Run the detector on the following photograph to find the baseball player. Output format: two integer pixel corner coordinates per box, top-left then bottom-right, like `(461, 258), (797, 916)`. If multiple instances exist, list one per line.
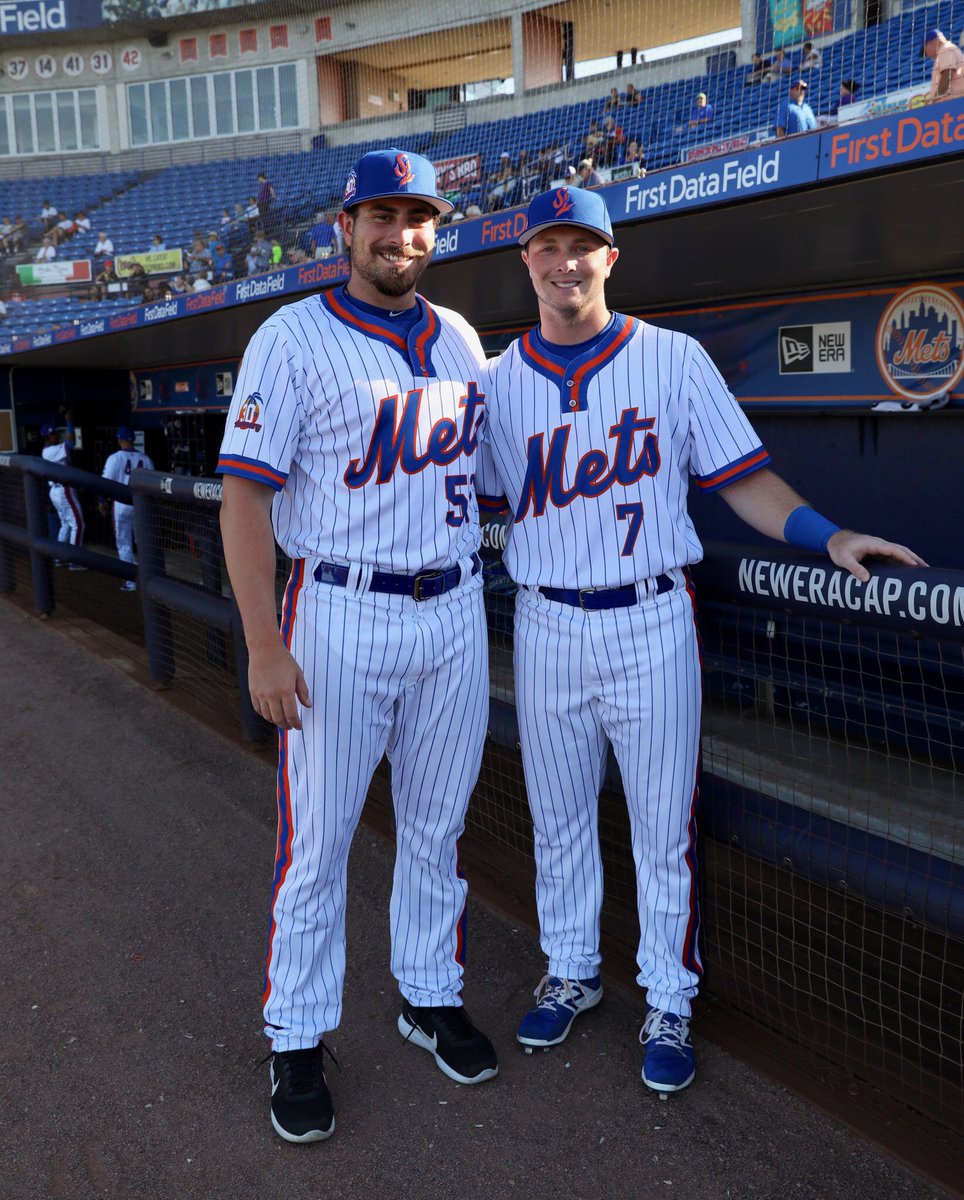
(100, 425), (154, 591)
(217, 148), (497, 1144)
(477, 186), (924, 1093)
(40, 412), (85, 566)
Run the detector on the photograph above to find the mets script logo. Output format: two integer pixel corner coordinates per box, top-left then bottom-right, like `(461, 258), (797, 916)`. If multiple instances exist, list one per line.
(875, 284), (964, 402)
(234, 392), (263, 432)
(552, 188), (575, 217)
(394, 153), (415, 187)
(344, 170), (357, 205)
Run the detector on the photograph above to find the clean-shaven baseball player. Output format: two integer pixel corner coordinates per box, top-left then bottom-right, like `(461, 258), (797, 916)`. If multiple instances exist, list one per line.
(41, 412), (85, 565)
(218, 149), (497, 1144)
(101, 425), (154, 591)
(477, 186), (925, 1093)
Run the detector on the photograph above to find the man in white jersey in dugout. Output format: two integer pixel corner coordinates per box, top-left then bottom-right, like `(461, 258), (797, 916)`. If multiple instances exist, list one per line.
(218, 149), (497, 1144)
(477, 185), (924, 1093)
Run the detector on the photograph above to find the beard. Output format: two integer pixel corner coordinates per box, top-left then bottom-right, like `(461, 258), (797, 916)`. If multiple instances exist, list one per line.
(349, 241), (432, 299)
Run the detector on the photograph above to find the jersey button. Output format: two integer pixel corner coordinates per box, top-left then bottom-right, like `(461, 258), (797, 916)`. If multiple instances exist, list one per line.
(568, 398), (577, 409)
(566, 379), (575, 387)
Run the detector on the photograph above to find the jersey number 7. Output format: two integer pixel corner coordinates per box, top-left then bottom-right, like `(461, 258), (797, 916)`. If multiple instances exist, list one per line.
(616, 502), (644, 555)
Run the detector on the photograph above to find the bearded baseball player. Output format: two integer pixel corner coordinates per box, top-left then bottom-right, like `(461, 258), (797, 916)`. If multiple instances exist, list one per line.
(101, 425), (154, 591)
(217, 148), (497, 1144)
(477, 186), (924, 1093)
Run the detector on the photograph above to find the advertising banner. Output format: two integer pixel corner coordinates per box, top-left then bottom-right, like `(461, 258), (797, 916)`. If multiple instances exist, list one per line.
(435, 153), (483, 194)
(16, 260), (92, 286)
(768, 0), (805, 49)
(0, 0), (100, 34)
(115, 249), (184, 278)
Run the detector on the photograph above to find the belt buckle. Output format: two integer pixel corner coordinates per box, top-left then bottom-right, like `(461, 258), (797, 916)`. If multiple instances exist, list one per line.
(413, 569), (443, 601)
(578, 588), (596, 610)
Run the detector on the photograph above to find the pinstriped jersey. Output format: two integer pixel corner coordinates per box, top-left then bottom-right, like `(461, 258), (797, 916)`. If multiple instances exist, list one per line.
(217, 287), (487, 571)
(477, 315), (770, 588)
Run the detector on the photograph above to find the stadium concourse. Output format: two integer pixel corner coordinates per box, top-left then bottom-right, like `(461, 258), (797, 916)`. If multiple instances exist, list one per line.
(0, 597), (957, 1200)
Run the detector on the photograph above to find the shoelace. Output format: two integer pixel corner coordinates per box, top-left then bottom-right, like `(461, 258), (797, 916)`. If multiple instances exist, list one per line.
(259, 1038), (340, 1094)
(533, 975), (583, 1009)
(639, 1010), (690, 1050)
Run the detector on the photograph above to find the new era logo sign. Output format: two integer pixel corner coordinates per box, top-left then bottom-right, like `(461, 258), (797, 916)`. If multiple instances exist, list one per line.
(779, 323), (852, 374)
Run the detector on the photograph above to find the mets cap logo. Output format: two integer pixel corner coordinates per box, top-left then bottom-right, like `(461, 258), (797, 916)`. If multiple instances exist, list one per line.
(875, 284), (964, 402)
(552, 188), (575, 217)
(234, 392), (263, 432)
(344, 169), (358, 205)
(394, 152), (415, 187)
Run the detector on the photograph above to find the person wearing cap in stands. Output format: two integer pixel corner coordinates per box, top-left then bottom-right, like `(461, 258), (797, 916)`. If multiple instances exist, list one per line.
(830, 78), (860, 115)
(474, 185), (923, 1097)
(776, 78), (817, 136)
(217, 146), (498, 1145)
(41, 411), (85, 563)
(922, 29), (964, 101)
(100, 426), (154, 590)
(688, 91), (714, 126)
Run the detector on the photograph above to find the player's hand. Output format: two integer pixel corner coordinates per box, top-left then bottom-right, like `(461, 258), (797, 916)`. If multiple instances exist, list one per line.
(827, 530), (928, 583)
(247, 642), (312, 731)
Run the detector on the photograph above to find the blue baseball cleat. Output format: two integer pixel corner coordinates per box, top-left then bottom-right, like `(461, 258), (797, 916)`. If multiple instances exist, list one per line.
(639, 1009), (696, 1093)
(516, 974), (603, 1050)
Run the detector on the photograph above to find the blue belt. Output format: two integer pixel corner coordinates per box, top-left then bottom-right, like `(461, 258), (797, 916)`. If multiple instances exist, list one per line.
(539, 573), (674, 610)
(314, 552), (480, 601)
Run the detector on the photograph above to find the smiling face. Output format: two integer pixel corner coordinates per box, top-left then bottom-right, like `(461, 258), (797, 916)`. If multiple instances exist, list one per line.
(340, 197), (438, 308)
(521, 226), (618, 341)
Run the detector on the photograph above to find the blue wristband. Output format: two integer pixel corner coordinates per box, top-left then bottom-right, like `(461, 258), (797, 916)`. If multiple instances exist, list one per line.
(783, 506), (841, 553)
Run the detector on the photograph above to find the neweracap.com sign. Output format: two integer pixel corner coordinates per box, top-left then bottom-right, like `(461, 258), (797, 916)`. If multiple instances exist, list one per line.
(0, 0), (101, 34)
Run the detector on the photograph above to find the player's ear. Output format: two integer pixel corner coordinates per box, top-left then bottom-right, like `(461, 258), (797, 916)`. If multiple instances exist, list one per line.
(521, 249), (530, 270)
(606, 246), (619, 270)
(338, 209), (353, 247)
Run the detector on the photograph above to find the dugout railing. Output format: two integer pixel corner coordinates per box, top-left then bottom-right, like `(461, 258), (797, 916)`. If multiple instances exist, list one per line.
(0, 463), (961, 1168)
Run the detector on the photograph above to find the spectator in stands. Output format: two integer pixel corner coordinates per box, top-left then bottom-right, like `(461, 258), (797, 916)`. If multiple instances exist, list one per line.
(52, 212), (76, 246)
(219, 206), (235, 230)
(603, 86), (622, 112)
(776, 79), (817, 137)
(764, 48), (791, 82)
(74, 211), (91, 236)
(35, 236), (56, 263)
(575, 158), (603, 188)
(286, 246), (309, 265)
(597, 115), (626, 166)
(688, 91), (714, 127)
(465, 203), (483, 219)
(91, 263), (118, 301)
(830, 79), (860, 115)
(211, 242), (234, 282)
(270, 236), (284, 268)
(0, 298), (6, 322)
(93, 231), (114, 259)
(487, 154), (517, 210)
(256, 171), (276, 227)
(149, 233), (166, 252)
(624, 139), (646, 171)
(922, 29), (964, 101)
(308, 210), (335, 257)
(169, 273), (191, 294)
(0, 216), (13, 254)
(10, 215), (27, 253)
(243, 196), (260, 227)
(581, 119), (605, 164)
(187, 237), (212, 279)
(191, 274), (211, 292)
(799, 41), (821, 70)
(140, 283), (157, 305)
(39, 199), (58, 232)
(745, 51), (770, 85)
(244, 229), (272, 276)
(624, 82), (641, 106)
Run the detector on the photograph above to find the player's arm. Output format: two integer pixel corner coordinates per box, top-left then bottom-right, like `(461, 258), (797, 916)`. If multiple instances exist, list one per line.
(220, 474), (310, 730)
(718, 466), (927, 582)
(935, 67), (953, 97)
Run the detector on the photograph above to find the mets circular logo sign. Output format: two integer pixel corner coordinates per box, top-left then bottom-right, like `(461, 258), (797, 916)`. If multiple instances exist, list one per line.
(875, 284), (964, 402)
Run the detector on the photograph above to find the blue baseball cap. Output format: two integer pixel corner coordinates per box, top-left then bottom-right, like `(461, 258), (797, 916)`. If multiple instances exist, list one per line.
(519, 186), (614, 247)
(41, 422), (56, 437)
(922, 28), (942, 53)
(342, 148), (453, 216)
(117, 425), (133, 441)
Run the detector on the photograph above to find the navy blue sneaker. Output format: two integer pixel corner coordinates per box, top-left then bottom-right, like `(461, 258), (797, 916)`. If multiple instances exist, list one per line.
(516, 974), (603, 1050)
(639, 1009), (695, 1093)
